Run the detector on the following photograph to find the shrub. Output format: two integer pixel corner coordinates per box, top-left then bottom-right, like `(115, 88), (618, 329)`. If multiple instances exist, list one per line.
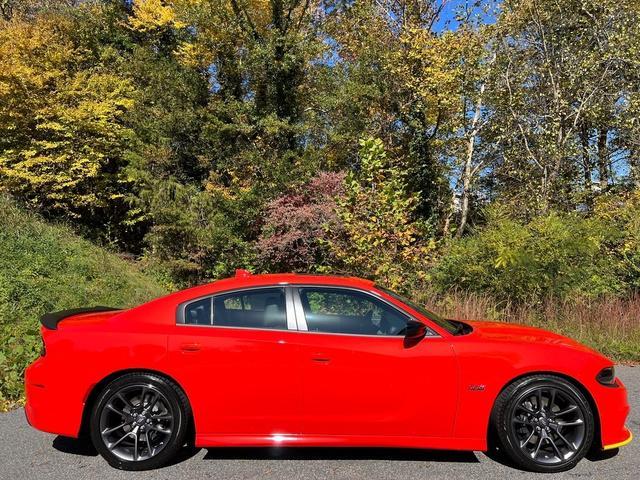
(329, 137), (437, 291)
(434, 207), (624, 302)
(256, 172), (345, 272)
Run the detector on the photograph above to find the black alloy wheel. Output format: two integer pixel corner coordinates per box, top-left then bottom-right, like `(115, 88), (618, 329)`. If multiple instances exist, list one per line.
(492, 375), (595, 472)
(90, 372), (190, 470)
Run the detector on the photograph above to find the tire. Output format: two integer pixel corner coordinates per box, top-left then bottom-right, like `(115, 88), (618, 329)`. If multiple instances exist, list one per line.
(90, 372), (190, 470)
(492, 374), (595, 473)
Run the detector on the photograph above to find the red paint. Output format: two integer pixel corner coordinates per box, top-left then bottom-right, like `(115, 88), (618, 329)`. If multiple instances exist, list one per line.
(25, 273), (630, 452)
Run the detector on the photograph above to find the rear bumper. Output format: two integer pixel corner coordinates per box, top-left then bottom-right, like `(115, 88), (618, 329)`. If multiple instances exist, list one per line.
(24, 357), (83, 437)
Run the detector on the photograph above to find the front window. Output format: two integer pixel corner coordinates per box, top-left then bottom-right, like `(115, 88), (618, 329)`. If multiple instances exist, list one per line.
(298, 287), (409, 336)
(375, 286), (460, 335)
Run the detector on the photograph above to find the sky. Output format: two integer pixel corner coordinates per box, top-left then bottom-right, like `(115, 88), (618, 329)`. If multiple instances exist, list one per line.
(433, 0), (499, 32)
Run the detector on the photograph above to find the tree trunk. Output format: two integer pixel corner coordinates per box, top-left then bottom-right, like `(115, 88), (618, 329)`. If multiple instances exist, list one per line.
(597, 128), (609, 190)
(456, 82), (486, 238)
(456, 138), (474, 238)
(580, 122), (591, 189)
(442, 188), (457, 238)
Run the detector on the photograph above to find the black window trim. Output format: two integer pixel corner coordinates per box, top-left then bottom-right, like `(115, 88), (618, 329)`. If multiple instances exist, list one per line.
(291, 285), (440, 338)
(176, 285), (296, 331)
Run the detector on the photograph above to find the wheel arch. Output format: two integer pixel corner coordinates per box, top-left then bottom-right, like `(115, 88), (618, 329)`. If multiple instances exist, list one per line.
(79, 368), (195, 441)
(488, 370), (601, 451)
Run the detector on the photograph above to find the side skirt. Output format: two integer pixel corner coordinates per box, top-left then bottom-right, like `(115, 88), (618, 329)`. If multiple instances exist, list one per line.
(196, 434), (486, 451)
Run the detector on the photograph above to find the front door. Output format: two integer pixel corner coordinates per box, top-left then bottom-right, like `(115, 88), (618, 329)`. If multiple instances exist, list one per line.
(292, 286), (458, 438)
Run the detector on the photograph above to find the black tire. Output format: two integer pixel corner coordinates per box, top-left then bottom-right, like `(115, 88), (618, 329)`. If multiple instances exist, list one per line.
(90, 372), (190, 470)
(492, 374), (595, 473)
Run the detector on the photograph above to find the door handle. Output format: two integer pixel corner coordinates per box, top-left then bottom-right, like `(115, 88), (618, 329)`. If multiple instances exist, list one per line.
(180, 343), (201, 352)
(312, 355), (331, 365)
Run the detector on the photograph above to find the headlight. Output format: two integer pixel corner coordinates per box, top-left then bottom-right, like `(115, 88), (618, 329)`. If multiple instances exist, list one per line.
(596, 366), (616, 386)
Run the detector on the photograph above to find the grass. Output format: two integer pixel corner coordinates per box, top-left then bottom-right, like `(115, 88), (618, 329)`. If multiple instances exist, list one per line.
(0, 196), (168, 410)
(419, 291), (640, 363)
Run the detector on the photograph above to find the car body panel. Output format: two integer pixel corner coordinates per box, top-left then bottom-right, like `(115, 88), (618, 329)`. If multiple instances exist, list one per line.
(24, 273), (631, 453)
(292, 331), (458, 437)
(165, 325), (303, 435)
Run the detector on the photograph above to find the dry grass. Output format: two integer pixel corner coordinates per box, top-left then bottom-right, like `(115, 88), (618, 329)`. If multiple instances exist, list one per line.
(416, 291), (640, 363)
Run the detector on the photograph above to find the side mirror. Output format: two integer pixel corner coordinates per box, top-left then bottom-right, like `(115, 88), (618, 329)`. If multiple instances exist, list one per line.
(404, 319), (427, 340)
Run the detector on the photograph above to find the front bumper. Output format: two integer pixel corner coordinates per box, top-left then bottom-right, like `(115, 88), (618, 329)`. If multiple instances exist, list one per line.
(603, 427), (633, 450)
(596, 377), (632, 450)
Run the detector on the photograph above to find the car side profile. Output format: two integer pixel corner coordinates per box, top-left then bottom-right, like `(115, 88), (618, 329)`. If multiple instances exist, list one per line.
(25, 271), (632, 472)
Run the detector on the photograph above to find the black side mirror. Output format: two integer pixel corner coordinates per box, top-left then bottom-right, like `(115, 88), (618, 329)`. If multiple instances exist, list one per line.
(404, 319), (427, 341)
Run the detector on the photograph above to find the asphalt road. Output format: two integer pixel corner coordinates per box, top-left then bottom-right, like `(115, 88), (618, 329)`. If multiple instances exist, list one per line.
(1, 366), (638, 480)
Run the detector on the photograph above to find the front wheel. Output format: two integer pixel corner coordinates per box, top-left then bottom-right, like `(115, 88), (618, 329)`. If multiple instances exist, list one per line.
(90, 372), (190, 470)
(492, 375), (595, 472)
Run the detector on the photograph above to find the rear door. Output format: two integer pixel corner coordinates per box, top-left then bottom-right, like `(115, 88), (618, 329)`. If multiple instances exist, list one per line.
(292, 286), (458, 438)
(166, 287), (302, 436)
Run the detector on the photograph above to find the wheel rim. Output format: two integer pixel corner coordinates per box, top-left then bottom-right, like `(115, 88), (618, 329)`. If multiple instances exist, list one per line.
(510, 386), (586, 465)
(99, 384), (175, 462)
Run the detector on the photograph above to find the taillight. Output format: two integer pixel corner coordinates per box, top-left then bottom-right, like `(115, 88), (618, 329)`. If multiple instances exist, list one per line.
(40, 336), (46, 356)
(596, 366), (616, 386)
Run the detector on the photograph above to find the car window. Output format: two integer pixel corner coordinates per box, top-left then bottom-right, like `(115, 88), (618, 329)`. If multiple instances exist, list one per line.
(182, 288), (288, 330)
(298, 287), (408, 336)
(212, 288), (287, 330)
(184, 297), (212, 325)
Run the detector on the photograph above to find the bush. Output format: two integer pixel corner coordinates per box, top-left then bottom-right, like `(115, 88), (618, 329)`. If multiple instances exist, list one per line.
(256, 172), (345, 272)
(329, 137), (437, 291)
(0, 196), (167, 409)
(434, 207), (625, 302)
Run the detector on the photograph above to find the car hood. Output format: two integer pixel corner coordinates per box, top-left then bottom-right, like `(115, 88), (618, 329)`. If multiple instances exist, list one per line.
(463, 320), (599, 354)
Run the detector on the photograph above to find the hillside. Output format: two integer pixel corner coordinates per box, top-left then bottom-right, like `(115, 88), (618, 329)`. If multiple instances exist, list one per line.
(0, 196), (168, 409)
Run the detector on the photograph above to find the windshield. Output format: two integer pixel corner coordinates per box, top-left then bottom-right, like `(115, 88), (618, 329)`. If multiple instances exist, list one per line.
(375, 286), (459, 335)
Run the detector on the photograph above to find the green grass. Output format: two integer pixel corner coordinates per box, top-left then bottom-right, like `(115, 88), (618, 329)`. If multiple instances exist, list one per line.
(0, 196), (168, 410)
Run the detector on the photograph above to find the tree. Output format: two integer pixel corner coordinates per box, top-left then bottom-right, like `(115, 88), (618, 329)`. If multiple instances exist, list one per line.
(487, 0), (640, 214)
(0, 9), (137, 239)
(330, 137), (436, 290)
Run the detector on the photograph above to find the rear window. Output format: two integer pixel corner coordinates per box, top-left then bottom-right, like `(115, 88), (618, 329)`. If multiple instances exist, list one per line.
(182, 288), (287, 330)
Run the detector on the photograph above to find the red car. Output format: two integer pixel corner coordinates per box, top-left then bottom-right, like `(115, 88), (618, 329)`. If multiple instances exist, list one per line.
(25, 271), (632, 472)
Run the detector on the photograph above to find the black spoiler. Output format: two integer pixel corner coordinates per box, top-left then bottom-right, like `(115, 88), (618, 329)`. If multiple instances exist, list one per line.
(40, 306), (122, 330)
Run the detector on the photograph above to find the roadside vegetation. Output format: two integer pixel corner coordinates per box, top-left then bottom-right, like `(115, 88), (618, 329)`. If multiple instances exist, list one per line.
(0, 196), (167, 410)
(1, 1), (639, 408)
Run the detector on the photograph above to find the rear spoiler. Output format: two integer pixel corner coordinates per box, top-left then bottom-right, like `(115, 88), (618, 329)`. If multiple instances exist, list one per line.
(40, 306), (122, 330)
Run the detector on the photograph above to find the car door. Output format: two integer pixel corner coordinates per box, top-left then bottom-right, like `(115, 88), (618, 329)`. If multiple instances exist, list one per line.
(166, 287), (303, 437)
(292, 286), (458, 438)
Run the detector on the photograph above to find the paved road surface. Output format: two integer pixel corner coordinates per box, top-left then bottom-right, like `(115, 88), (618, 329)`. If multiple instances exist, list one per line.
(1, 366), (638, 480)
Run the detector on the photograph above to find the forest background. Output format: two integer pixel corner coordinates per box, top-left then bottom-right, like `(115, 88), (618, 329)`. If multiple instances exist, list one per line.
(1, 0), (639, 406)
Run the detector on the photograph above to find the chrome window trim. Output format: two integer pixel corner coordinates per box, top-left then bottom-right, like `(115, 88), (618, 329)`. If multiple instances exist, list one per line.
(291, 286), (308, 331)
(284, 286), (298, 330)
(176, 286), (291, 331)
(291, 285), (440, 338)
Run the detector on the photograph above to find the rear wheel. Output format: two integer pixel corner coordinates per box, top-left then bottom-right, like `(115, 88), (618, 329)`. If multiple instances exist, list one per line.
(90, 372), (190, 470)
(492, 375), (595, 472)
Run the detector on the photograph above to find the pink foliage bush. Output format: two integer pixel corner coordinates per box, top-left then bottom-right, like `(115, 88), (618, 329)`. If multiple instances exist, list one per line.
(256, 172), (345, 272)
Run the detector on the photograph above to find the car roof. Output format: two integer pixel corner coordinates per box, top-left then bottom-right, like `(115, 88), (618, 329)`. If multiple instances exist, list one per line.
(167, 272), (376, 305)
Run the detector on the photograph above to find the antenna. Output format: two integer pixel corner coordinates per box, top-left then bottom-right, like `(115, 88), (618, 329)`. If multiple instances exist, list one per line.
(235, 269), (252, 278)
